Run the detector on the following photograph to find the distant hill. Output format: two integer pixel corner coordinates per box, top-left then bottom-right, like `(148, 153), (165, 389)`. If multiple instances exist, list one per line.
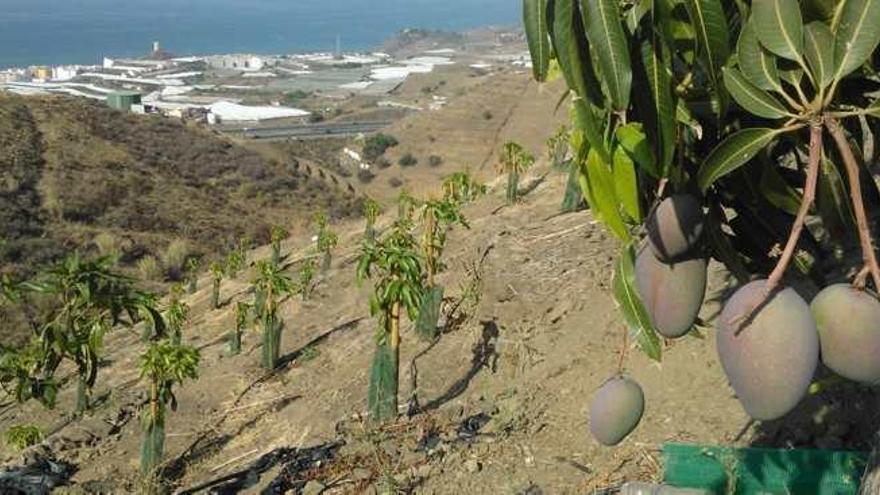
(0, 93), (362, 279)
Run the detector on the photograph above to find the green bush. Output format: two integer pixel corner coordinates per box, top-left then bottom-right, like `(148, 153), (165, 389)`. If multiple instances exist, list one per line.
(5, 424), (43, 451)
(363, 133), (399, 163)
(398, 154), (418, 167)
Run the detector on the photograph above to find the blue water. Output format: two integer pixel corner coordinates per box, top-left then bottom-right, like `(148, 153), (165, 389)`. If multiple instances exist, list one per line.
(0, 0), (519, 69)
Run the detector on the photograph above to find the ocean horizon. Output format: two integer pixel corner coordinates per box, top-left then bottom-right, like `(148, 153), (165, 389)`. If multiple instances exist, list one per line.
(0, 0), (519, 69)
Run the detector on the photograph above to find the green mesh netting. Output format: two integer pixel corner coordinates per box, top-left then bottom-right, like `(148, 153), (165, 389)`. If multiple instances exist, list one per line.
(140, 415), (165, 476)
(663, 443), (867, 495)
(368, 342), (398, 421)
(415, 285), (444, 340)
(561, 163), (585, 213)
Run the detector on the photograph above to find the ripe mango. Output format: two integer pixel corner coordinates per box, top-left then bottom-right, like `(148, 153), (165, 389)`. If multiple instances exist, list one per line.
(589, 374), (644, 446)
(635, 247), (707, 338)
(647, 195), (704, 261)
(811, 284), (880, 384)
(717, 280), (819, 420)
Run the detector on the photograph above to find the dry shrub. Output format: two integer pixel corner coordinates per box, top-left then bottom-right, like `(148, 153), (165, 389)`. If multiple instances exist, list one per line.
(137, 256), (163, 282)
(160, 239), (191, 280)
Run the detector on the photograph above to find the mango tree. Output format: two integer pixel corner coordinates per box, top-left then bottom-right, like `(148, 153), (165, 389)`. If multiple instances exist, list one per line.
(363, 197), (382, 242)
(139, 341), (199, 478)
(185, 258), (200, 294)
(210, 261), (224, 310)
(523, 0), (880, 446)
(497, 141), (536, 203)
(164, 285), (188, 346)
(270, 226), (289, 266)
(356, 217), (425, 422)
(442, 171), (487, 205)
(22, 254), (165, 413)
(314, 212), (339, 272)
(229, 301), (251, 355)
(251, 260), (296, 369)
(298, 258), (317, 301)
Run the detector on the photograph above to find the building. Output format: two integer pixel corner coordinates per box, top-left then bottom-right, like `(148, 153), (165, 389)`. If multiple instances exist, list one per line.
(31, 66), (52, 81)
(107, 91), (142, 112)
(206, 54), (278, 71)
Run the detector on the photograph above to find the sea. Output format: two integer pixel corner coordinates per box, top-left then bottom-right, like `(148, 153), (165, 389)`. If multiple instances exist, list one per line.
(0, 0), (519, 69)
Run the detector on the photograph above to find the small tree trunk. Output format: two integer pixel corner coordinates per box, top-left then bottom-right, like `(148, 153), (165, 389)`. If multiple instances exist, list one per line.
(75, 376), (89, 414)
(212, 278), (221, 309)
(261, 313), (282, 369)
(507, 171), (519, 204)
(389, 302), (401, 414)
(271, 244), (281, 266)
(322, 251), (332, 273)
(229, 327), (242, 356)
(187, 277), (197, 294)
(140, 381), (165, 477)
(368, 304), (401, 422)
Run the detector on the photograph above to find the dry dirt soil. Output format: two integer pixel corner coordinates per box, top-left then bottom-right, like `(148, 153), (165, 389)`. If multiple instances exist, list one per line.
(0, 159), (760, 494)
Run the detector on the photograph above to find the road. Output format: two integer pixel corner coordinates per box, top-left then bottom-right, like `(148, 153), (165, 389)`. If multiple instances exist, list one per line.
(220, 121), (391, 140)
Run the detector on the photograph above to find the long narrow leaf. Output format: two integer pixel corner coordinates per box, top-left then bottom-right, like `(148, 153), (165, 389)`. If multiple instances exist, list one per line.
(586, 149), (631, 240)
(582, 0), (633, 110)
(612, 244), (661, 362)
(697, 128), (784, 191)
(685, 0), (731, 85)
(832, 0), (880, 82)
(524, 0), (552, 82)
(723, 66), (792, 118)
(752, 0), (805, 62)
(737, 19), (784, 92)
(804, 21), (835, 89)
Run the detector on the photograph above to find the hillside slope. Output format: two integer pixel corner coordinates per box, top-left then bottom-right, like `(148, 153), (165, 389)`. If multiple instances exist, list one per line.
(0, 162), (764, 494)
(0, 94), (362, 280)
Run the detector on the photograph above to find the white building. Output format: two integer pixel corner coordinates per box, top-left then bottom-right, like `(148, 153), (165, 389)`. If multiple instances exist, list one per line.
(206, 54), (278, 72)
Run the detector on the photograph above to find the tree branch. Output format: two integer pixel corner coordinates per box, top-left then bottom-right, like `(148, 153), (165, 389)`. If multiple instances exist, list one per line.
(732, 123), (822, 334)
(826, 117), (880, 291)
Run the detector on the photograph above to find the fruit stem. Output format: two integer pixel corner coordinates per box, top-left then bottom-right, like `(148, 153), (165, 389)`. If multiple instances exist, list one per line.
(826, 116), (880, 292)
(765, 123), (823, 293)
(854, 265), (871, 290)
(732, 122), (823, 336)
(617, 326), (628, 374)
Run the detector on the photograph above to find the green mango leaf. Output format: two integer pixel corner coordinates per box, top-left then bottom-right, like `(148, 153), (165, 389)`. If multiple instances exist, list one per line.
(684, 0), (731, 85)
(637, 12), (677, 174)
(723, 67), (792, 118)
(737, 18), (783, 92)
(697, 128), (783, 191)
(616, 123), (659, 178)
(523, 0), (552, 82)
(572, 97), (609, 162)
(865, 97), (880, 118)
(586, 149), (630, 240)
(612, 244), (661, 362)
(804, 21), (836, 89)
(817, 155), (857, 239)
(552, 0), (604, 106)
(582, 0), (633, 110)
(612, 147), (642, 222)
(760, 164), (802, 215)
(752, 0), (805, 62)
(625, 0), (653, 34)
(832, 0), (880, 82)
